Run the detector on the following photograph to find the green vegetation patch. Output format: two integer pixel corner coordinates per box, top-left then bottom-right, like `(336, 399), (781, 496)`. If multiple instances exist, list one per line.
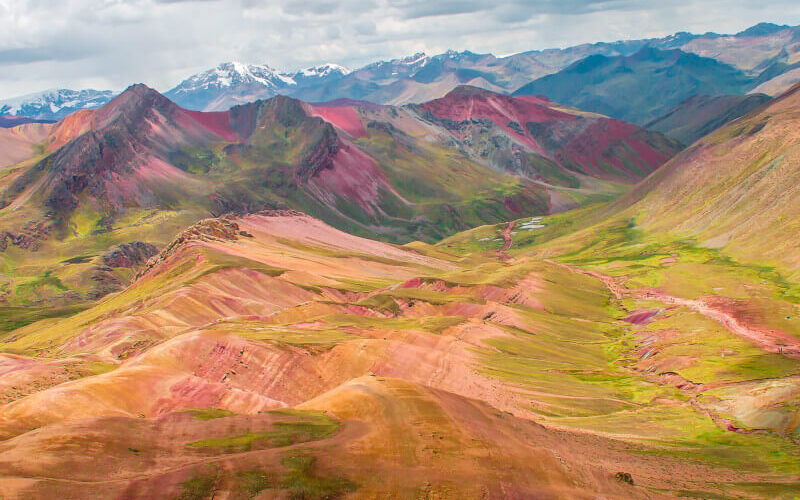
(174, 473), (217, 500)
(233, 469), (277, 499)
(0, 303), (90, 336)
(187, 409), (338, 452)
(181, 408), (236, 421)
(279, 454), (356, 500)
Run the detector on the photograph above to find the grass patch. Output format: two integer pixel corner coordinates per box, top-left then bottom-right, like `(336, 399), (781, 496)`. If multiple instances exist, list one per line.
(0, 303), (90, 336)
(181, 408), (236, 421)
(187, 410), (338, 452)
(174, 473), (216, 500)
(234, 469), (276, 499)
(280, 454), (356, 500)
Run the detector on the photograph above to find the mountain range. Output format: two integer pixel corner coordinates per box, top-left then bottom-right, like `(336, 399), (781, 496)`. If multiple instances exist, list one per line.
(513, 47), (757, 124)
(3, 22), (800, 122)
(0, 83), (677, 265)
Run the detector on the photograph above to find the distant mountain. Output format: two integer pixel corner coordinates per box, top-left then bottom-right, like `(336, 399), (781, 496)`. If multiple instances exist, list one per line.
(679, 23), (800, 74)
(286, 23), (800, 107)
(645, 93), (772, 145)
(0, 115), (53, 128)
(164, 61), (354, 112)
(161, 24), (800, 112)
(289, 63), (352, 85)
(514, 48), (755, 124)
(0, 89), (115, 121)
(163, 62), (297, 111)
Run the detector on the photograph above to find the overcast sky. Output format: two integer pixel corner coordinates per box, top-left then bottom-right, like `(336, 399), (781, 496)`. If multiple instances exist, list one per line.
(2, 0), (800, 97)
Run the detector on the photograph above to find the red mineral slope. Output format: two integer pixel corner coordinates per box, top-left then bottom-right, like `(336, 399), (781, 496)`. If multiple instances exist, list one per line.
(309, 103), (367, 138)
(418, 86), (681, 184)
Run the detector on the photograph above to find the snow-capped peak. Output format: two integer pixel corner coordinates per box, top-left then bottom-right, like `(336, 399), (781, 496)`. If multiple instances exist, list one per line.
(170, 62), (297, 94)
(401, 52), (429, 65)
(298, 63), (353, 78)
(0, 88), (115, 120)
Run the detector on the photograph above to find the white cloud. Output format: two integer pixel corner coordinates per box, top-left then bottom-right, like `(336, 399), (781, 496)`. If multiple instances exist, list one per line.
(0, 0), (800, 97)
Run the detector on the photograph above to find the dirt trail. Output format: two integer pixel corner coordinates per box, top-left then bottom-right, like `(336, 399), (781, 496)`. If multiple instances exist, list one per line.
(548, 260), (800, 360)
(496, 221), (515, 262)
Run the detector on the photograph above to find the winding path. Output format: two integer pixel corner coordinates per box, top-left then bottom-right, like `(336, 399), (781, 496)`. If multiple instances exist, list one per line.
(496, 221), (515, 262)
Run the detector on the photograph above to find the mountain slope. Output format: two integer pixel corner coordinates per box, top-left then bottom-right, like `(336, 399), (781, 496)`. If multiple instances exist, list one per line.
(645, 93), (772, 145)
(0, 116), (53, 128)
(622, 83), (800, 277)
(0, 122), (53, 168)
(514, 47), (755, 124)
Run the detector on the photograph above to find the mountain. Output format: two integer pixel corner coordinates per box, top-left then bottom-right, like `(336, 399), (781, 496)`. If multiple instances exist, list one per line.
(2, 22), (798, 121)
(0, 116), (53, 128)
(164, 61), (354, 112)
(413, 86), (680, 189)
(289, 63), (352, 86)
(645, 93), (772, 145)
(251, 23), (800, 108)
(2, 84), (678, 241)
(514, 47), (755, 124)
(620, 82), (800, 277)
(160, 24), (800, 112)
(0, 89), (115, 121)
(4, 30), (800, 500)
(674, 23), (800, 75)
(163, 62), (297, 111)
(2, 84), (241, 229)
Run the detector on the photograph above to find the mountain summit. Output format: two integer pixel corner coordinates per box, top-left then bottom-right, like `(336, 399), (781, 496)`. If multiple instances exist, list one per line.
(164, 62), (296, 111)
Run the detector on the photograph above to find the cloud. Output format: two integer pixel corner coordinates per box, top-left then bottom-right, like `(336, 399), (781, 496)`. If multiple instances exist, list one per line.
(353, 20), (377, 36)
(280, 0), (340, 15)
(393, 0), (485, 19)
(0, 0), (799, 97)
